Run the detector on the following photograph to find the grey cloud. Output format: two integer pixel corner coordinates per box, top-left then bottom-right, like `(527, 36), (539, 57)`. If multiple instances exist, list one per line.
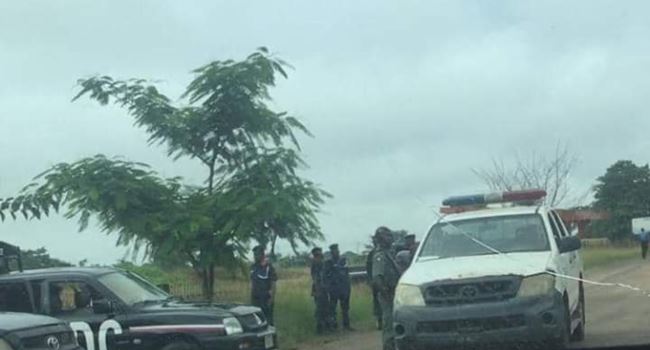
(1, 0), (650, 263)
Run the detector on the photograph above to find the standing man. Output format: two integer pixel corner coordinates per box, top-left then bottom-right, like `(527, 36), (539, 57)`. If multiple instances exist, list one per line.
(250, 245), (277, 325)
(404, 234), (419, 264)
(311, 247), (330, 334)
(366, 236), (382, 330)
(372, 226), (402, 350)
(323, 243), (353, 331)
(640, 228), (649, 259)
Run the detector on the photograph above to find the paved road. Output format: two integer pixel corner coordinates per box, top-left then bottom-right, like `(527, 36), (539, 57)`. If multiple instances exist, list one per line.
(298, 259), (650, 350)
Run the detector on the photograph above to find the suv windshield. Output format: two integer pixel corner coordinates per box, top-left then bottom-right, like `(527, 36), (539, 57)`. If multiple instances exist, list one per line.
(419, 214), (550, 259)
(98, 271), (168, 306)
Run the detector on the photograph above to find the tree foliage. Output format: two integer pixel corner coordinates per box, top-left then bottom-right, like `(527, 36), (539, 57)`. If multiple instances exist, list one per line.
(21, 247), (72, 269)
(0, 48), (330, 300)
(593, 160), (650, 240)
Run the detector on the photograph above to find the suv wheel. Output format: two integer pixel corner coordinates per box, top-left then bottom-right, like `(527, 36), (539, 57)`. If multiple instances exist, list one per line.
(161, 341), (199, 350)
(571, 285), (586, 342)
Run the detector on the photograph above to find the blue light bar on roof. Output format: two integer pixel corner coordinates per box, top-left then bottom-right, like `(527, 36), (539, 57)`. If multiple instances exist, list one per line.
(442, 189), (546, 207)
(441, 193), (488, 206)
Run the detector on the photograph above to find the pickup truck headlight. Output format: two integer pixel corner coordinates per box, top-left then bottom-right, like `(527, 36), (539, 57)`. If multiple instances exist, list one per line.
(395, 284), (425, 307)
(0, 339), (14, 350)
(223, 317), (244, 335)
(517, 273), (555, 297)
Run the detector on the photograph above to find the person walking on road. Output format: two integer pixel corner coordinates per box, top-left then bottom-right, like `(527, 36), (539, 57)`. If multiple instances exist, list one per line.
(324, 243), (353, 331)
(311, 247), (331, 334)
(250, 245), (277, 325)
(372, 226), (402, 350)
(366, 236), (383, 330)
(640, 228), (649, 259)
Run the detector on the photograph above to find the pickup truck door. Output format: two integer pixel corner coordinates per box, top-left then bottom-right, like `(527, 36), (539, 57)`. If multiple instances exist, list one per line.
(546, 213), (572, 300)
(551, 211), (581, 308)
(43, 278), (128, 350)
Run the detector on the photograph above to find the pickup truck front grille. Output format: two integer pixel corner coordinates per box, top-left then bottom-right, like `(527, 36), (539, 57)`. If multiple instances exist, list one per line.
(417, 314), (525, 334)
(238, 311), (267, 331)
(424, 276), (521, 306)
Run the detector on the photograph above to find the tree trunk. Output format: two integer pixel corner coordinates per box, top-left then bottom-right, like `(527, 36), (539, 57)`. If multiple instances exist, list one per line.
(208, 263), (215, 303)
(201, 268), (211, 302)
(199, 264), (217, 303)
(270, 231), (278, 260)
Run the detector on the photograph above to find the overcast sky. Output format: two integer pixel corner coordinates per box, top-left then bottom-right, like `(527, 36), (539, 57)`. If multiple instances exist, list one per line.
(1, 0), (649, 265)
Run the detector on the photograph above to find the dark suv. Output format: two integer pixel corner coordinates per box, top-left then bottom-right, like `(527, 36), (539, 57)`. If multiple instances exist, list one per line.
(0, 267), (276, 350)
(0, 312), (81, 350)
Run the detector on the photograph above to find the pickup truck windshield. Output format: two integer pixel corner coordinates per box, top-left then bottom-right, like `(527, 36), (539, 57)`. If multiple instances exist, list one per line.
(419, 214), (550, 259)
(98, 271), (168, 306)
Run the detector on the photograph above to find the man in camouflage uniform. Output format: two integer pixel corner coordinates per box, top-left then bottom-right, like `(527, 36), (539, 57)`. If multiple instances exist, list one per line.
(404, 234), (418, 265)
(310, 247), (330, 334)
(372, 226), (402, 350)
(366, 236), (382, 330)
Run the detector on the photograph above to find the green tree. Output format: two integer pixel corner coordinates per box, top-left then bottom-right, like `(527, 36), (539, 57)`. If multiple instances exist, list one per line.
(593, 160), (650, 240)
(0, 48), (330, 300)
(21, 247), (72, 269)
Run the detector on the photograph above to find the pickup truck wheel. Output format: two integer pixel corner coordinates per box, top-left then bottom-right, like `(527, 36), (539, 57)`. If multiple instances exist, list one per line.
(571, 286), (586, 342)
(553, 299), (571, 350)
(161, 341), (199, 350)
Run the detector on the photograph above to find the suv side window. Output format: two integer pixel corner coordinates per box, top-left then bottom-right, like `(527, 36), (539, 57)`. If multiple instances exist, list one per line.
(30, 280), (44, 313)
(547, 213), (562, 240)
(48, 280), (105, 318)
(0, 281), (33, 313)
(551, 211), (570, 237)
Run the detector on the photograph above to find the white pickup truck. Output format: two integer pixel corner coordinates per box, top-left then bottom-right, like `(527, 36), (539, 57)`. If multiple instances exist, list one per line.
(393, 190), (585, 350)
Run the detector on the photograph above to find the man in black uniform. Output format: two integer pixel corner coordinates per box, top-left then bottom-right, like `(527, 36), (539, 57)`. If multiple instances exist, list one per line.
(250, 245), (277, 325)
(311, 247), (330, 334)
(366, 236), (382, 330)
(323, 243), (353, 331)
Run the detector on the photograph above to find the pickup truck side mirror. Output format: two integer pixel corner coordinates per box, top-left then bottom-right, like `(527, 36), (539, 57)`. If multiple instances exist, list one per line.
(558, 236), (582, 254)
(92, 299), (114, 314)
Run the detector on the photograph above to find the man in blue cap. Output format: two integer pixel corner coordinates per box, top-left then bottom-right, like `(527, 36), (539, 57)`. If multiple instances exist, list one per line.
(250, 245), (277, 325)
(323, 243), (353, 331)
(640, 228), (649, 259)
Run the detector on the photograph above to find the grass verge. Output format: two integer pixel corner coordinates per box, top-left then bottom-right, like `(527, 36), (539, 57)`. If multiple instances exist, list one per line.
(582, 246), (640, 270)
(275, 281), (375, 349)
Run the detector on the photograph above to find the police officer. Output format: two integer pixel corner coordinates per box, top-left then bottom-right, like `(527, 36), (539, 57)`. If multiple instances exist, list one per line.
(372, 226), (402, 350)
(311, 247), (330, 334)
(404, 234), (418, 264)
(366, 236), (382, 330)
(250, 245), (277, 325)
(323, 243), (353, 331)
(640, 228), (649, 259)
